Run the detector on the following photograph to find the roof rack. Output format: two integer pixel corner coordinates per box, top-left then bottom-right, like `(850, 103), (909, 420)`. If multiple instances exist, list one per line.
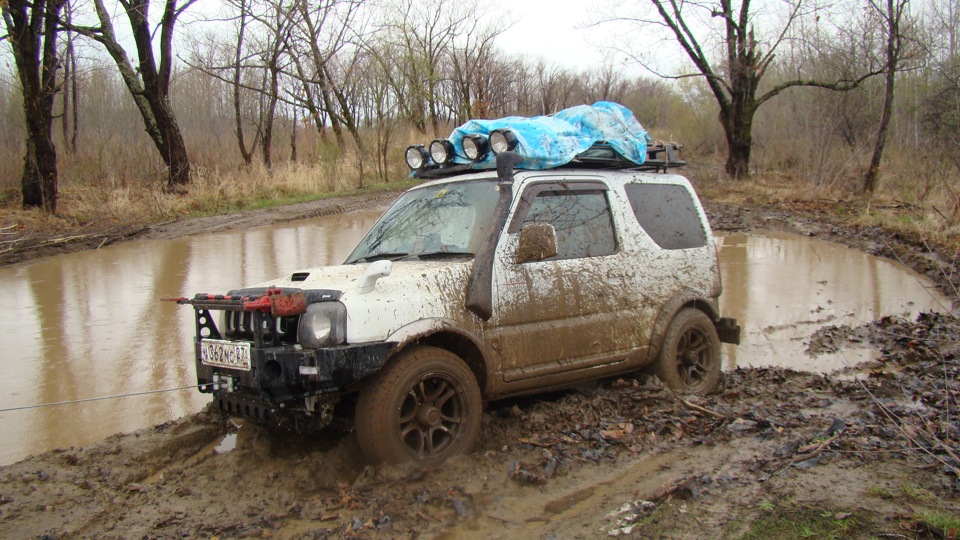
(412, 140), (685, 179)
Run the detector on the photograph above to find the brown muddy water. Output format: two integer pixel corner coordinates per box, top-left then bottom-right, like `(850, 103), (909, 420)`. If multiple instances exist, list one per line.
(0, 217), (948, 466)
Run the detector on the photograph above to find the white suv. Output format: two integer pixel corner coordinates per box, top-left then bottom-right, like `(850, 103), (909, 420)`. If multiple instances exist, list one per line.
(177, 135), (739, 464)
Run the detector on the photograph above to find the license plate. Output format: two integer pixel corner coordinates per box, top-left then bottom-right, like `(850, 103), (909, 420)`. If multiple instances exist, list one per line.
(200, 339), (252, 371)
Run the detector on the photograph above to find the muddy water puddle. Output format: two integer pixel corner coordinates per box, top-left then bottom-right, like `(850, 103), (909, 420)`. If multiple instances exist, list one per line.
(0, 210), (381, 466)
(718, 230), (949, 372)
(0, 219), (948, 466)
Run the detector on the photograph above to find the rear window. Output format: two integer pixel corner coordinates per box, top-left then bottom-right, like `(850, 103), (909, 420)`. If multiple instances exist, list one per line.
(624, 184), (707, 250)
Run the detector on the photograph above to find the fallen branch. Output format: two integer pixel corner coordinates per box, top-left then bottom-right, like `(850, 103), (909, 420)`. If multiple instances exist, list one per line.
(42, 233), (100, 246)
(683, 399), (725, 419)
(791, 433), (840, 464)
(861, 379), (960, 477)
(673, 395), (725, 419)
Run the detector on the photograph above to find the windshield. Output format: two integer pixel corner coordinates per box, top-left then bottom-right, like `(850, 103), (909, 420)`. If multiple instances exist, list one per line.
(345, 179), (501, 263)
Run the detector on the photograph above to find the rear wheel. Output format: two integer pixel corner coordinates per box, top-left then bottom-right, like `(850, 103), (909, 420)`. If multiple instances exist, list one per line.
(355, 346), (482, 464)
(655, 308), (722, 395)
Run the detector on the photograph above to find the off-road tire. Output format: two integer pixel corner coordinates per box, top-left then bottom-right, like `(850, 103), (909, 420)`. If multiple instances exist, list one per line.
(655, 308), (722, 395)
(355, 346), (482, 464)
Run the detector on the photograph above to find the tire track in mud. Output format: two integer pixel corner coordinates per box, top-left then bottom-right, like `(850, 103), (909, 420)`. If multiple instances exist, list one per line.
(141, 190), (402, 241)
(1, 335), (956, 538)
(436, 441), (754, 538)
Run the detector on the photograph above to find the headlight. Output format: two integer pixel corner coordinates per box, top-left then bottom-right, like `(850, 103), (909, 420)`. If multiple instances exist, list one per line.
(489, 129), (518, 154)
(298, 302), (346, 348)
(462, 134), (488, 161)
(405, 145), (430, 170)
(429, 139), (454, 165)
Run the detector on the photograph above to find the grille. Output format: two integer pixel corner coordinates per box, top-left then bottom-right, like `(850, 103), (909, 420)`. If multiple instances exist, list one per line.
(222, 310), (299, 346)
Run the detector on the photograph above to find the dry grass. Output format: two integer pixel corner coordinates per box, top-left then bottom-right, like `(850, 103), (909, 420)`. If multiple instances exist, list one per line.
(687, 147), (960, 254)
(2, 140), (960, 260)
(0, 156), (415, 249)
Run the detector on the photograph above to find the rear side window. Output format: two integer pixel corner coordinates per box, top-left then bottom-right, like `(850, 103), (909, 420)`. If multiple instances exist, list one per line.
(624, 184), (707, 250)
(513, 186), (618, 260)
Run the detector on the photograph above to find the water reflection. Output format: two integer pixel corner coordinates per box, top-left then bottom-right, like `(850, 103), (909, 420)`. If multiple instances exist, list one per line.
(718, 231), (949, 372)
(0, 210), (382, 465)
(0, 220), (949, 466)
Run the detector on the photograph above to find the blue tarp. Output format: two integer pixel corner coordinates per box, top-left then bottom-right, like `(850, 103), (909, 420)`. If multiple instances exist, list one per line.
(447, 101), (650, 170)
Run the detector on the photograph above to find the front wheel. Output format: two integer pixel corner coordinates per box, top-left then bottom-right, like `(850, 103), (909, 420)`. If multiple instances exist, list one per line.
(355, 346), (482, 464)
(655, 308), (722, 395)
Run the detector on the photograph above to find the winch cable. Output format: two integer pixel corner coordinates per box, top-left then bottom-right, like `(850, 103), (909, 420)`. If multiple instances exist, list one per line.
(0, 383), (220, 413)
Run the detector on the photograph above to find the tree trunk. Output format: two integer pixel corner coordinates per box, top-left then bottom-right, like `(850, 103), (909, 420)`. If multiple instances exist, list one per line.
(61, 0), (78, 154)
(721, 102), (754, 179)
(863, 0), (901, 194)
(724, 136), (752, 179)
(20, 140), (43, 208)
(260, 63), (279, 170)
(4, 0), (65, 213)
(83, 0), (192, 189)
(233, 0), (254, 166)
(21, 112), (59, 211)
(70, 40), (79, 154)
(162, 116), (192, 187)
(863, 78), (894, 193)
(145, 89), (191, 187)
(290, 106), (298, 163)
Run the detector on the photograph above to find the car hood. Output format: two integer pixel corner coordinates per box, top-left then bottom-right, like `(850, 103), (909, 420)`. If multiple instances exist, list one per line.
(259, 261), (476, 343)
(260, 260), (469, 294)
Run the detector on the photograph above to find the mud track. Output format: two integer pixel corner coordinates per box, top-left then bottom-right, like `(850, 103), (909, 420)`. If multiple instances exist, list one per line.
(0, 190), (405, 268)
(2, 195), (959, 538)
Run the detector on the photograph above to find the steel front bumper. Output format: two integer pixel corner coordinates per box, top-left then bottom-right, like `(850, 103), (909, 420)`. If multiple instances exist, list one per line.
(195, 341), (396, 428)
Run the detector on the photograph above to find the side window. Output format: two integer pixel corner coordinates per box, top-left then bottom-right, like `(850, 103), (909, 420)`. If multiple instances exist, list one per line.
(519, 189), (618, 260)
(624, 184), (708, 250)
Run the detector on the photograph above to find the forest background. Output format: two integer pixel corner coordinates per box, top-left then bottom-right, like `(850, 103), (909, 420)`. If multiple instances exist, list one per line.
(1, 0), (959, 247)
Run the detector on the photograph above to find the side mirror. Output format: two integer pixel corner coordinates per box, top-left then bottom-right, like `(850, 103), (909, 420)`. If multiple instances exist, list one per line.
(516, 223), (558, 263)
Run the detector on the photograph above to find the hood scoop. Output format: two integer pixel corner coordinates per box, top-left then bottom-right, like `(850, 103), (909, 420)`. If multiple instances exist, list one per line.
(291, 272), (310, 282)
(357, 260), (392, 294)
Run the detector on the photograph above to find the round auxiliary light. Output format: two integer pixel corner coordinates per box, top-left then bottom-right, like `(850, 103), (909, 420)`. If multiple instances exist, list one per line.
(405, 145), (430, 170)
(429, 139), (455, 165)
(489, 129), (518, 154)
(462, 134), (489, 161)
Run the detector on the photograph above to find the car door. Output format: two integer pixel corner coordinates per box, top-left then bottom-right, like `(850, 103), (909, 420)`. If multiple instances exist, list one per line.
(491, 178), (638, 382)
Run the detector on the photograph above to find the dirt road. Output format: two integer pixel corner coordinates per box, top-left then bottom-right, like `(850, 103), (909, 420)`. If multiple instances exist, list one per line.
(1, 195), (958, 538)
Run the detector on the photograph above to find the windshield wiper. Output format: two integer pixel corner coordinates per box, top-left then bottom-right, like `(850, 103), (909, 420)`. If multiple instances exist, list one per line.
(416, 250), (474, 260)
(354, 252), (409, 262)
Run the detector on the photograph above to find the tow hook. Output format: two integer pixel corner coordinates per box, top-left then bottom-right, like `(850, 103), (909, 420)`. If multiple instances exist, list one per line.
(212, 373), (238, 392)
(716, 317), (741, 345)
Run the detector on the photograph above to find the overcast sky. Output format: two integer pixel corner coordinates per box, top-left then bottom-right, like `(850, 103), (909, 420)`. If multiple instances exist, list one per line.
(492, 0), (663, 76)
(497, 0), (606, 67)
(0, 0), (661, 80)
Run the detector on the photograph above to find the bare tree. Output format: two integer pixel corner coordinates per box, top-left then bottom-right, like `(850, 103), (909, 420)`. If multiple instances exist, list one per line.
(70, 0), (195, 189)
(921, 0), (960, 156)
(863, 0), (911, 193)
(250, 0), (293, 169)
(606, 0), (883, 178)
(61, 0), (79, 154)
(531, 60), (573, 115)
(285, 0), (363, 153)
(373, 0), (472, 133)
(582, 63), (628, 104)
(2, 0), (67, 212)
(356, 46), (400, 181)
(448, 9), (507, 121)
(231, 0), (259, 166)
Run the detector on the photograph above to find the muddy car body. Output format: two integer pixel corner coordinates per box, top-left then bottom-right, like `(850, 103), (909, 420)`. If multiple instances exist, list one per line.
(178, 105), (739, 463)
(180, 160), (738, 462)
